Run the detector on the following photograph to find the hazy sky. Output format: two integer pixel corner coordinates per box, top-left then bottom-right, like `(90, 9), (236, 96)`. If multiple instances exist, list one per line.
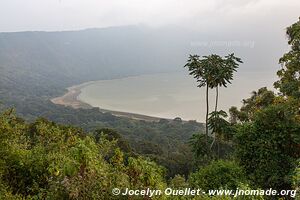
(0, 0), (299, 32)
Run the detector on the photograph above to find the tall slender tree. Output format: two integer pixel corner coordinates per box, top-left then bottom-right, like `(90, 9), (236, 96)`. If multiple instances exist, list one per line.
(184, 55), (211, 147)
(184, 53), (242, 154)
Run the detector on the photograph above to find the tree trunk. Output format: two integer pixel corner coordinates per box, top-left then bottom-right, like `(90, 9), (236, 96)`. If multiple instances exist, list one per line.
(217, 139), (220, 159)
(210, 86), (219, 151)
(215, 86), (218, 113)
(205, 84), (209, 149)
(216, 86), (219, 157)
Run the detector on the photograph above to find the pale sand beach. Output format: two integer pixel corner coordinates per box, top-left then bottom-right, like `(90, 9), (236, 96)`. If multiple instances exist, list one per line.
(51, 81), (95, 109)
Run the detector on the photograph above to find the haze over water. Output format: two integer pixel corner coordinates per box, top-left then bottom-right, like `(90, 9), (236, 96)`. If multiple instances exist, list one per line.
(78, 71), (277, 122)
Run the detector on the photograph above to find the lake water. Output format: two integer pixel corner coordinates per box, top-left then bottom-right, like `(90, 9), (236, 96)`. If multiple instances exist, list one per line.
(78, 71), (277, 122)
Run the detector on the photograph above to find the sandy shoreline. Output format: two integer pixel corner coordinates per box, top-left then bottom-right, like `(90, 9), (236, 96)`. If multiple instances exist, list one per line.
(51, 81), (95, 109)
(50, 81), (166, 122)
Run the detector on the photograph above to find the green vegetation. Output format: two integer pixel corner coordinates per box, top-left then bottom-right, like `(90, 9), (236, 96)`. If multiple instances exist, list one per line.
(0, 109), (264, 200)
(235, 104), (300, 189)
(230, 18), (300, 197)
(0, 110), (167, 199)
(0, 18), (299, 199)
(189, 160), (246, 191)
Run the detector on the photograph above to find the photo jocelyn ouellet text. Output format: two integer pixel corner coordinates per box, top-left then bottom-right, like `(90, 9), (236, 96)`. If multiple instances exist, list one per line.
(112, 187), (297, 198)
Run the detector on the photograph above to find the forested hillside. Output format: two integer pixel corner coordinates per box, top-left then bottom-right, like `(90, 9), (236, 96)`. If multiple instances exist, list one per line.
(0, 26), (188, 90)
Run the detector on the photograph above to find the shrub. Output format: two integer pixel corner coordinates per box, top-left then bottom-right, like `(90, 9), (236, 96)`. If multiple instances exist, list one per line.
(189, 160), (246, 191)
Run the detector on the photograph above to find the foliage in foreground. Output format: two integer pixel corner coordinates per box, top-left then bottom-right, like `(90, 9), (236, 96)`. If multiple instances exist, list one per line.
(0, 110), (167, 199)
(189, 160), (246, 191)
(0, 109), (268, 200)
(235, 103), (300, 190)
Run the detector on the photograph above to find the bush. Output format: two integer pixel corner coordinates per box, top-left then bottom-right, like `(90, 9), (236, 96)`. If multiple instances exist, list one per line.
(189, 160), (246, 191)
(235, 104), (300, 190)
